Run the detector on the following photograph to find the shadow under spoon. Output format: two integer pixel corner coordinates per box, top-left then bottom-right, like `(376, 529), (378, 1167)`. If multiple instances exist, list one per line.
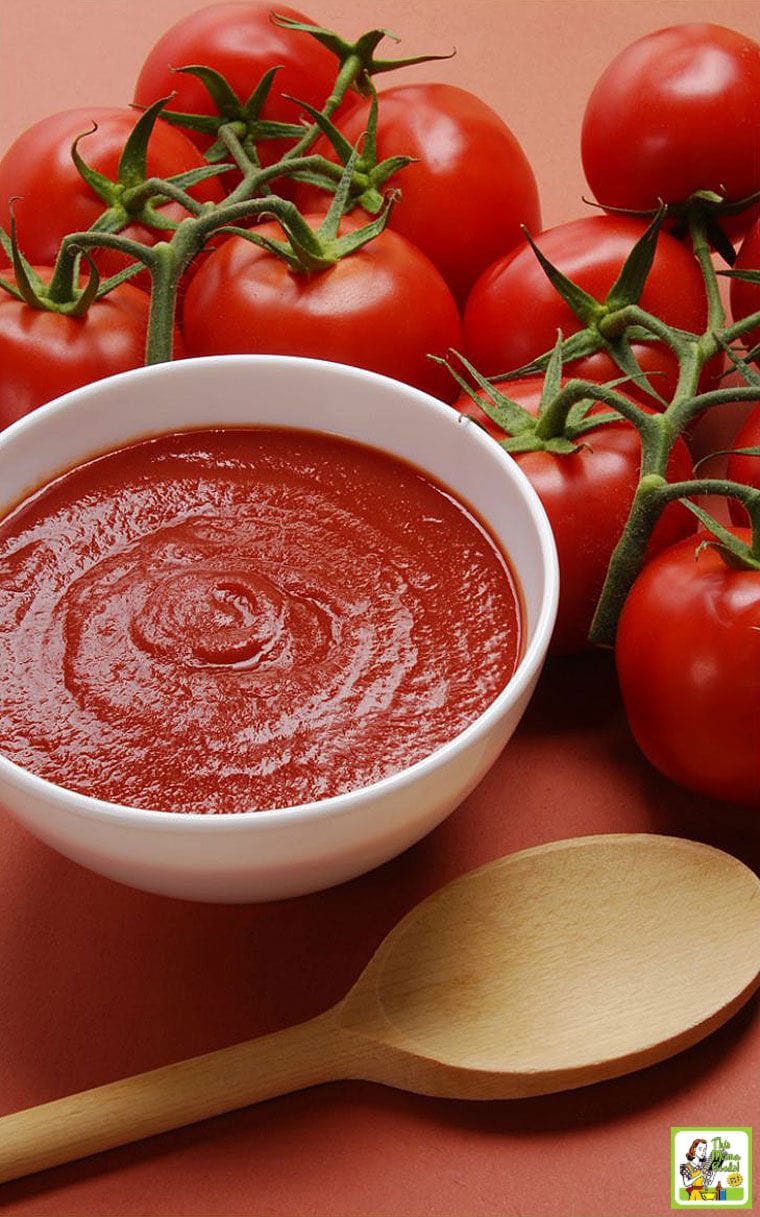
(1, 832), (758, 1184)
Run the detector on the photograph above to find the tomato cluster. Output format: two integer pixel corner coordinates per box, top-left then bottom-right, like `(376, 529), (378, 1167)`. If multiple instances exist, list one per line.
(0, 6), (759, 806)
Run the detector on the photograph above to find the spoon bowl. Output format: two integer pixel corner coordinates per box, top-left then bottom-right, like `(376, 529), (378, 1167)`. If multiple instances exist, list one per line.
(0, 834), (758, 1183)
(339, 833), (760, 1097)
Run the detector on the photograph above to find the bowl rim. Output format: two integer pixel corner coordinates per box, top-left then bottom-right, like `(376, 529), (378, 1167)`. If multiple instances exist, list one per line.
(0, 355), (560, 832)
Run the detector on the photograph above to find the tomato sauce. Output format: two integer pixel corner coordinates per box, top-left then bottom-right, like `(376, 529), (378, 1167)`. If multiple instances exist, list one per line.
(0, 429), (522, 813)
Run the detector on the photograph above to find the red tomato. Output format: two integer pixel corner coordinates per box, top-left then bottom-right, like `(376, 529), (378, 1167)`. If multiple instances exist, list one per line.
(462, 216), (712, 402)
(730, 218), (760, 356)
(581, 24), (760, 235)
(133, 2), (340, 167)
(453, 377), (695, 653)
(616, 529), (760, 806)
(295, 83), (540, 306)
(0, 269), (183, 428)
(0, 108), (224, 269)
(727, 404), (760, 526)
(181, 219), (463, 401)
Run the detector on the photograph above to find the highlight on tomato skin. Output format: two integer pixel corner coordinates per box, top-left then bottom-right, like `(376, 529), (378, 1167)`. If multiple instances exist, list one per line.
(581, 22), (760, 238)
(615, 528), (760, 807)
(180, 217), (464, 403)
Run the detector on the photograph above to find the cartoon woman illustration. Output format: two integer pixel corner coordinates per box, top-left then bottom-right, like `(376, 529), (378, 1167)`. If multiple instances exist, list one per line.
(680, 1139), (715, 1200)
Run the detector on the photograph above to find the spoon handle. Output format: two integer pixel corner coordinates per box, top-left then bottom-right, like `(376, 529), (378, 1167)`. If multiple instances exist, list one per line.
(0, 1011), (350, 1185)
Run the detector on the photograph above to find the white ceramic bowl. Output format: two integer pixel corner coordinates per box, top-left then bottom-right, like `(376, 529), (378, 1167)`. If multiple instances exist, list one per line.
(0, 356), (558, 902)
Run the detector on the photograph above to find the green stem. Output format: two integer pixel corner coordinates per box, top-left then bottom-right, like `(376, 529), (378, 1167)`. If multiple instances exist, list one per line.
(246, 153), (348, 197)
(144, 242), (181, 364)
(689, 211), (727, 333)
(216, 122), (259, 175)
(590, 472), (760, 647)
(603, 301), (706, 404)
(283, 51), (363, 162)
(87, 207), (132, 235)
(653, 478), (760, 565)
(322, 52), (364, 118)
(533, 378), (654, 443)
(721, 306), (760, 347)
(121, 177), (207, 216)
(655, 477), (760, 520)
(671, 383), (760, 428)
(47, 241), (82, 302)
(598, 303), (691, 356)
(585, 231), (753, 645)
(589, 474), (671, 647)
(57, 230), (158, 270)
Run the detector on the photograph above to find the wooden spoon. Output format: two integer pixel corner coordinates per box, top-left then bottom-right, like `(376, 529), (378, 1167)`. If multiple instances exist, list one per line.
(1, 833), (759, 1184)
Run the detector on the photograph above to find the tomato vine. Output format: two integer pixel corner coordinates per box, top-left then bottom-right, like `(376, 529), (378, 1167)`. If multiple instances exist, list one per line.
(1, 11), (760, 660)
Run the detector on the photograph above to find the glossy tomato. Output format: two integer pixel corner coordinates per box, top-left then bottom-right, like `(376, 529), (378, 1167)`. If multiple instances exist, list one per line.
(462, 215), (713, 403)
(295, 83), (540, 306)
(453, 377), (695, 653)
(0, 269), (183, 428)
(616, 528), (760, 806)
(730, 218), (760, 356)
(727, 404), (760, 526)
(181, 219), (463, 401)
(581, 24), (760, 233)
(0, 108), (224, 269)
(133, 2), (340, 168)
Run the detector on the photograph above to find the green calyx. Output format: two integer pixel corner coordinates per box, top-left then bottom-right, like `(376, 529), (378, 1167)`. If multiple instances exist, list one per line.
(220, 145), (394, 273)
(437, 340), (636, 455)
(153, 66), (306, 167)
(270, 14), (454, 89)
(511, 210), (679, 408)
(72, 96), (233, 233)
(669, 188), (760, 264)
(0, 220), (142, 315)
(283, 87), (412, 214)
(523, 207), (665, 331)
(586, 188), (760, 264)
(152, 19), (448, 193)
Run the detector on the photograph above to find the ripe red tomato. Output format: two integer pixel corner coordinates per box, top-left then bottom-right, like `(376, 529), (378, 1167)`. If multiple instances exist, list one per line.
(616, 528), (760, 806)
(581, 24), (760, 234)
(0, 108), (224, 270)
(727, 404), (760, 526)
(730, 218), (760, 356)
(295, 83), (540, 306)
(462, 216), (712, 402)
(181, 219), (463, 401)
(0, 269), (183, 428)
(133, 2), (340, 167)
(453, 377), (695, 653)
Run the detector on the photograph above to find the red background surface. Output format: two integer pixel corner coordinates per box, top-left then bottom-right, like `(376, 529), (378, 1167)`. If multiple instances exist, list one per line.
(0, 2), (758, 1215)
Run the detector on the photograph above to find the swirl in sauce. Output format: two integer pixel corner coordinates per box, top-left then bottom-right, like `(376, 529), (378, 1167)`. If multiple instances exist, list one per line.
(0, 429), (521, 813)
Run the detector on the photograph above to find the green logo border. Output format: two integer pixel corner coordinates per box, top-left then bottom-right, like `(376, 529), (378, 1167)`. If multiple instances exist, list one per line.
(671, 1127), (753, 1209)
